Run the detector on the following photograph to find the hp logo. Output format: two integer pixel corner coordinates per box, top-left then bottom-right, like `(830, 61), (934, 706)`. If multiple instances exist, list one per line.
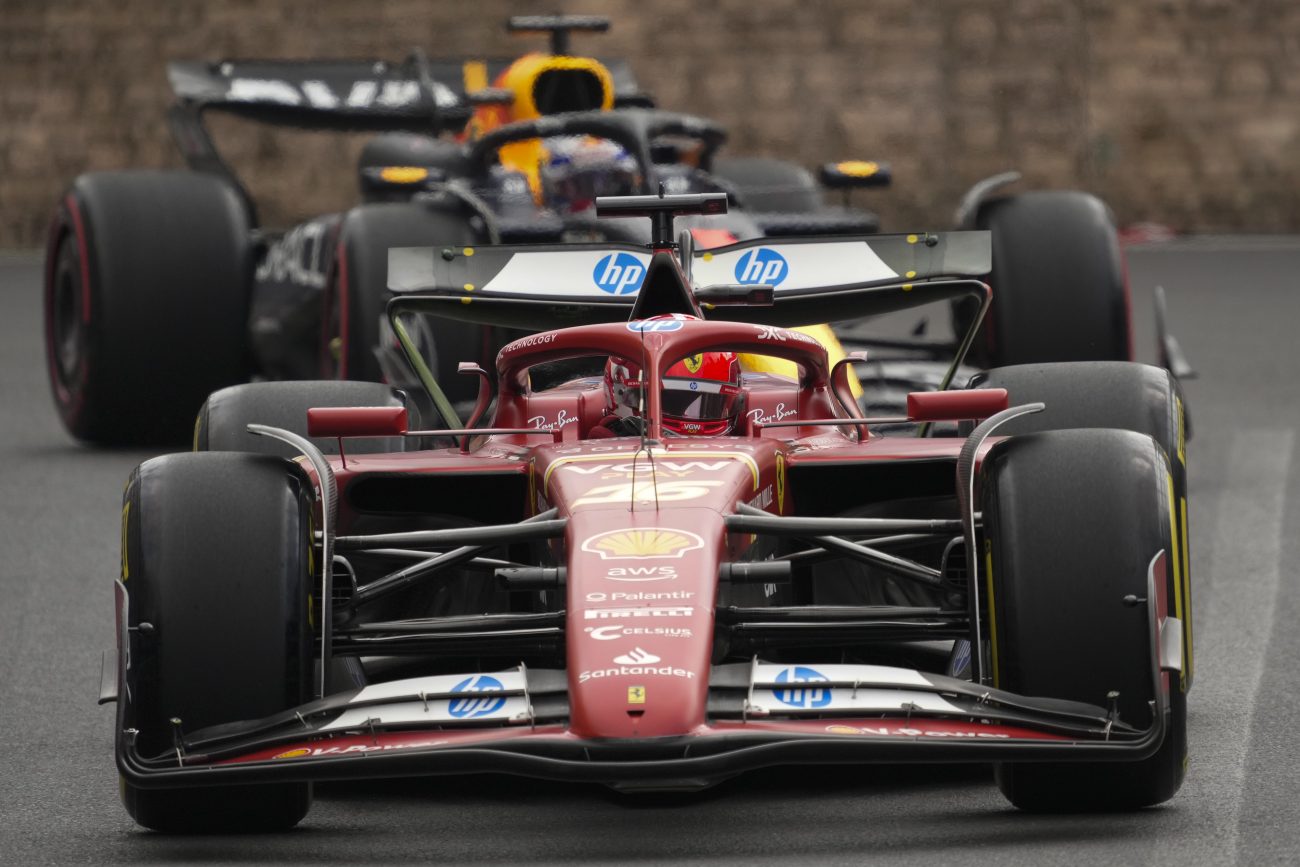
(734, 248), (788, 286)
(773, 666), (832, 709)
(448, 675), (507, 719)
(627, 318), (684, 333)
(593, 253), (646, 295)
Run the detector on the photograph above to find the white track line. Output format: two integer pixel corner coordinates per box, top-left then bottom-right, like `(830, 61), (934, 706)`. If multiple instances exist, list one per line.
(1156, 429), (1294, 866)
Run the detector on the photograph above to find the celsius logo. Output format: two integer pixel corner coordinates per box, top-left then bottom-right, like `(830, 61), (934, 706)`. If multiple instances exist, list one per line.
(735, 248), (788, 286)
(613, 647), (661, 665)
(593, 252), (646, 295)
(448, 675), (506, 719)
(773, 666), (832, 709)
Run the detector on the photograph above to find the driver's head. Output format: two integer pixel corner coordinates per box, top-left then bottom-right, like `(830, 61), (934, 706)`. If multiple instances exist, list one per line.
(604, 332), (744, 437)
(660, 351), (743, 436)
(540, 135), (640, 214)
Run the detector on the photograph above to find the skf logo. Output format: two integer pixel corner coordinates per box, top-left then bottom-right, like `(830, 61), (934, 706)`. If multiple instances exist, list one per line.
(735, 248), (788, 287)
(448, 675), (507, 719)
(593, 252), (646, 295)
(773, 666), (832, 709)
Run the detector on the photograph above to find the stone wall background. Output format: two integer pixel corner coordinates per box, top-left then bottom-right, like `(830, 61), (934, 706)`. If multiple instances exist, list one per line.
(3, 0), (1299, 245)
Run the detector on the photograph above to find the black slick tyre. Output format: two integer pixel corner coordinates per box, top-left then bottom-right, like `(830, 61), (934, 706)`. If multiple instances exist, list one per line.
(981, 429), (1186, 811)
(961, 191), (1131, 367)
(194, 380), (417, 458)
(119, 452), (314, 832)
(44, 171), (252, 445)
(969, 361), (1193, 689)
(324, 201), (484, 401)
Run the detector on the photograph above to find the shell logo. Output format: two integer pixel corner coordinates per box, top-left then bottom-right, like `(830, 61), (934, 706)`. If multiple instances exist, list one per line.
(581, 528), (705, 560)
(274, 748), (311, 760)
(825, 725), (864, 736)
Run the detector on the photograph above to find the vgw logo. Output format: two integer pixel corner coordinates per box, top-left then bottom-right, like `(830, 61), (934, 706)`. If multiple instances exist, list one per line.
(773, 666), (832, 709)
(448, 675), (506, 719)
(593, 252), (646, 295)
(734, 248), (789, 286)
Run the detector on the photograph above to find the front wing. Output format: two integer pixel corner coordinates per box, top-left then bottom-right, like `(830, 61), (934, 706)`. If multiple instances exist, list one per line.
(116, 660), (1170, 790)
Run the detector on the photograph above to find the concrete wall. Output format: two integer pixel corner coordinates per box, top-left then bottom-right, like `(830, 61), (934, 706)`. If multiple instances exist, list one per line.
(3, 0), (1298, 245)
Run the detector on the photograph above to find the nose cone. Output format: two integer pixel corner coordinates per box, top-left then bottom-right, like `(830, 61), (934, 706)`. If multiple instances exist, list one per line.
(565, 514), (720, 739)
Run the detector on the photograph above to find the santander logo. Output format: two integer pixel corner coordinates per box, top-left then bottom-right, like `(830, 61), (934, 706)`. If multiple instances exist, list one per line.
(613, 647), (661, 665)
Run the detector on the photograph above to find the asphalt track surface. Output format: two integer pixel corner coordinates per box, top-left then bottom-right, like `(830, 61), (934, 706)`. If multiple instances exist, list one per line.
(2, 239), (1299, 865)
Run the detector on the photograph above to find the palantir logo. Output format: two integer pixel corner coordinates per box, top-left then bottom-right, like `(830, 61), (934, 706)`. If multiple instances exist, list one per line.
(773, 666), (832, 709)
(593, 252), (646, 295)
(448, 675), (507, 719)
(734, 248), (789, 286)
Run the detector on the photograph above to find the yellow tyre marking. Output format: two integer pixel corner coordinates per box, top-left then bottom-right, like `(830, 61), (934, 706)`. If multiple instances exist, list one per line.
(1181, 495), (1193, 683)
(1166, 472), (1186, 692)
(984, 538), (999, 689)
(120, 501), (130, 581)
(1176, 397), (1186, 467)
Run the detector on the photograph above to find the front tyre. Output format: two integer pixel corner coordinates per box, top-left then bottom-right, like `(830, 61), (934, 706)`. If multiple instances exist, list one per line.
(982, 429), (1186, 810)
(119, 452), (314, 832)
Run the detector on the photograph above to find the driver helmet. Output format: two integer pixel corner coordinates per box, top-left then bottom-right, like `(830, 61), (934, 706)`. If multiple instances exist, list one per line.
(605, 316), (744, 436)
(540, 135), (641, 214)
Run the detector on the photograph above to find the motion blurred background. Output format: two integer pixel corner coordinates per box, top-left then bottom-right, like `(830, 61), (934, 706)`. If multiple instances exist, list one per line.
(3, 0), (1298, 245)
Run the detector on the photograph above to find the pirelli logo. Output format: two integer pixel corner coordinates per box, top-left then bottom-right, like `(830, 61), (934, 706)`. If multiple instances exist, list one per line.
(583, 606), (693, 620)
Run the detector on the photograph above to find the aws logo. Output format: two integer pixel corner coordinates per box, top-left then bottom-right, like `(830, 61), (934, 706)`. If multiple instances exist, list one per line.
(593, 252), (646, 295)
(735, 248), (788, 286)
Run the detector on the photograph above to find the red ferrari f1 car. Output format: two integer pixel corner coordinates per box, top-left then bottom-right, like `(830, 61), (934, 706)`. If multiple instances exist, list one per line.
(106, 192), (1192, 831)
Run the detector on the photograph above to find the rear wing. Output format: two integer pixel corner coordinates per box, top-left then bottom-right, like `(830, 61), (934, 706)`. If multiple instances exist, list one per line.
(166, 55), (647, 220)
(169, 56), (645, 131)
(168, 59), (468, 132)
(386, 232), (992, 330)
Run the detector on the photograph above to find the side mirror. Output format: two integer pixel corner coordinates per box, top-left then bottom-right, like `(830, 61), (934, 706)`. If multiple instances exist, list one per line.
(306, 406), (409, 438)
(906, 388), (1008, 422)
(819, 160), (892, 190)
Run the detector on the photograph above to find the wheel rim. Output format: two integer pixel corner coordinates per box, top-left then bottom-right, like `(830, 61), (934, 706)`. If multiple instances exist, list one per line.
(53, 257), (84, 384)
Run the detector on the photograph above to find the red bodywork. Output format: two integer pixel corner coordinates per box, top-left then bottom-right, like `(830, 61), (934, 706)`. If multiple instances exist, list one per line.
(116, 255), (1167, 789)
(270, 318), (1007, 746)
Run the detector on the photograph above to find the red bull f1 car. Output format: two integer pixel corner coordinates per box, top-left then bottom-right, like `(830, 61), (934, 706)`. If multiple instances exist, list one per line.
(45, 15), (1135, 446)
(104, 192), (1192, 832)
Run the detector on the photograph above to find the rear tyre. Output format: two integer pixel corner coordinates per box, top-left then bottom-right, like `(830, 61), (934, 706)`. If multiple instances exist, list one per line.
(324, 201), (485, 402)
(194, 380), (418, 458)
(970, 361), (1193, 689)
(958, 191), (1131, 367)
(45, 171), (252, 444)
(119, 452), (314, 831)
(982, 429), (1186, 811)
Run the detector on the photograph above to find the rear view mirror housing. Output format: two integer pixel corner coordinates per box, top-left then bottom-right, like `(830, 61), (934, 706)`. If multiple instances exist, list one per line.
(819, 160), (892, 190)
(306, 406), (409, 438)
